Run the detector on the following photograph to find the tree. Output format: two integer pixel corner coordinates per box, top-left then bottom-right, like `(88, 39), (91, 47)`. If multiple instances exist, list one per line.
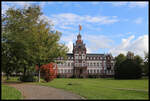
(114, 53), (126, 78)
(2, 5), (68, 82)
(2, 5), (68, 80)
(24, 5), (68, 82)
(2, 43), (16, 80)
(117, 59), (142, 79)
(134, 55), (143, 66)
(2, 6), (36, 77)
(114, 52), (142, 79)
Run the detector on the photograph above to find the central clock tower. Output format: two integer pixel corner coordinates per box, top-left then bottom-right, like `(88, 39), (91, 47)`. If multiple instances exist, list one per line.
(73, 32), (88, 78)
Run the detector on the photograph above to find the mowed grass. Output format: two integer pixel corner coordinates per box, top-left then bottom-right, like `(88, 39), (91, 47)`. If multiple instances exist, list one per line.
(2, 76), (21, 83)
(2, 84), (23, 100)
(36, 78), (149, 100)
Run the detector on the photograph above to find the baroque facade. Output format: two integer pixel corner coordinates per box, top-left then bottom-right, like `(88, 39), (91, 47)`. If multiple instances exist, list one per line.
(55, 33), (115, 78)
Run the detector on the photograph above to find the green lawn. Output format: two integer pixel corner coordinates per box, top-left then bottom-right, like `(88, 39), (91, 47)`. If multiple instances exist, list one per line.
(2, 76), (21, 83)
(2, 84), (23, 100)
(36, 78), (149, 100)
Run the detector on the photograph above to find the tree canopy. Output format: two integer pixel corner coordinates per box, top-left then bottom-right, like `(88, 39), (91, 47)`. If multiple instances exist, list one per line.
(2, 5), (69, 81)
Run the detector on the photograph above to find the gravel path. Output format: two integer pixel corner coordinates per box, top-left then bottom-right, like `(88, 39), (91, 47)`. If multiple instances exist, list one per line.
(4, 83), (84, 100)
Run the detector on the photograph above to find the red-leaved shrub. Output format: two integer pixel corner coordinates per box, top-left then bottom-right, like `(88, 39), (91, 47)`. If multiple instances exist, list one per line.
(36, 63), (57, 82)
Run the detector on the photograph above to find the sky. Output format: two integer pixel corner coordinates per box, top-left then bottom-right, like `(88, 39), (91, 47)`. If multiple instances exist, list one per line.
(2, 1), (149, 58)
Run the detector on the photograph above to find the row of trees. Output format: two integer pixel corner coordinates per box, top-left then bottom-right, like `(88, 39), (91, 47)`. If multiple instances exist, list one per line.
(114, 52), (149, 79)
(2, 5), (68, 82)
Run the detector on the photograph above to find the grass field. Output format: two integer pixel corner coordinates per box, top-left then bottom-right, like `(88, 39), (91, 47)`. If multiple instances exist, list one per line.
(2, 84), (23, 100)
(36, 78), (149, 100)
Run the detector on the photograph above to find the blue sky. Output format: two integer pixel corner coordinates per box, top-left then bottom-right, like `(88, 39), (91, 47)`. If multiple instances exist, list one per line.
(2, 1), (149, 57)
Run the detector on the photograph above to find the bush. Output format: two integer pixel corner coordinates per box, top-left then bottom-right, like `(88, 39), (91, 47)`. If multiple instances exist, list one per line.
(40, 62), (57, 82)
(19, 74), (36, 82)
(115, 59), (142, 79)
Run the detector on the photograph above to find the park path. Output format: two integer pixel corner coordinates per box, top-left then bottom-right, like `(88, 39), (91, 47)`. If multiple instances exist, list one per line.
(4, 82), (84, 100)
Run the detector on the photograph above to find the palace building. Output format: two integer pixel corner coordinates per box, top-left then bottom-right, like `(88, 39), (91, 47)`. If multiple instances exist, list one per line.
(55, 26), (115, 78)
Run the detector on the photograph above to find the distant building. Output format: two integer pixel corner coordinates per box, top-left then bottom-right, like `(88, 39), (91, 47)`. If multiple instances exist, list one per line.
(55, 32), (115, 78)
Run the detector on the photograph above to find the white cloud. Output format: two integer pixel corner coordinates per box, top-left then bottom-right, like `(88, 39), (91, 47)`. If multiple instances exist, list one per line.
(50, 13), (119, 31)
(86, 48), (92, 53)
(109, 1), (148, 8)
(52, 13), (119, 25)
(129, 2), (148, 8)
(134, 17), (143, 24)
(83, 34), (114, 52)
(66, 41), (73, 53)
(110, 2), (128, 6)
(109, 34), (148, 58)
(61, 33), (76, 42)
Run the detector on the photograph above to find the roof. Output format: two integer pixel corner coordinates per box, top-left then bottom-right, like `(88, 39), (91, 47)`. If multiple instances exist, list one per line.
(86, 53), (105, 57)
(66, 53), (105, 57)
(67, 53), (73, 57)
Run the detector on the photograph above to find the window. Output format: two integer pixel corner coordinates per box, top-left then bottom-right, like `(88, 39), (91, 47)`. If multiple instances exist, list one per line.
(79, 56), (81, 59)
(65, 69), (67, 73)
(90, 70), (92, 73)
(90, 63), (92, 66)
(68, 62), (70, 66)
(97, 70), (99, 73)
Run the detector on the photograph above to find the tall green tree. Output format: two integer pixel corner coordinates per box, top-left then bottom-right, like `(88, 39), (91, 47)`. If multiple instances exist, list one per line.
(2, 6), (34, 77)
(134, 55), (144, 67)
(114, 53), (126, 79)
(26, 6), (68, 82)
(2, 5), (68, 82)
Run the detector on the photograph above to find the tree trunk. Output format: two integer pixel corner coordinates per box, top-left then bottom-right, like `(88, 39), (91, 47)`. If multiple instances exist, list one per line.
(38, 69), (40, 82)
(6, 73), (9, 80)
(24, 66), (26, 76)
(38, 64), (41, 83)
